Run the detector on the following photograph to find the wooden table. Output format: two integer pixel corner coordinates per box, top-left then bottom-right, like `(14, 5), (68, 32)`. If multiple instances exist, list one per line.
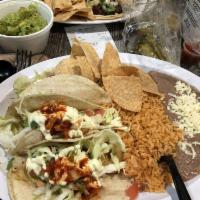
(44, 22), (125, 58)
(1, 21), (200, 76)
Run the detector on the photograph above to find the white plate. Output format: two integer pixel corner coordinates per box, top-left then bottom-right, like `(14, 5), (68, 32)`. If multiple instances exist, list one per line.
(54, 0), (157, 24)
(59, 17), (125, 25)
(0, 53), (200, 200)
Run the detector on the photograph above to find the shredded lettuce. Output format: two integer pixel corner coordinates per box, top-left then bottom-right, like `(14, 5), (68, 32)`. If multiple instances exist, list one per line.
(26, 129), (126, 199)
(7, 157), (14, 170)
(0, 116), (19, 131)
(0, 106), (32, 153)
(13, 76), (33, 96)
(0, 117), (21, 150)
(87, 130), (126, 177)
(103, 108), (119, 124)
(24, 105), (128, 141)
(102, 108), (129, 131)
(14, 70), (54, 96)
(33, 184), (79, 200)
(90, 129), (125, 159)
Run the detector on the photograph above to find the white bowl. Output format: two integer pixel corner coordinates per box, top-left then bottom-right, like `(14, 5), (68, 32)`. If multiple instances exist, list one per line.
(0, 0), (54, 54)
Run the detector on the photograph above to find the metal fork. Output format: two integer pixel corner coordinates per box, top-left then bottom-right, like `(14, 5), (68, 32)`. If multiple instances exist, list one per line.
(16, 49), (32, 72)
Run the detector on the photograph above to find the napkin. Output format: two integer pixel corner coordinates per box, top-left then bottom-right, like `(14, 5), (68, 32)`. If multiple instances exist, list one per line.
(65, 24), (116, 56)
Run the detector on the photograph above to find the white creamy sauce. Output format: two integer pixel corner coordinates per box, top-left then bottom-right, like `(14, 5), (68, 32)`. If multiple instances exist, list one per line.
(68, 129), (83, 138)
(25, 128), (127, 200)
(26, 147), (56, 176)
(27, 105), (127, 140)
(28, 111), (52, 140)
(28, 111), (46, 132)
(63, 106), (79, 123)
(81, 115), (99, 129)
(26, 156), (46, 176)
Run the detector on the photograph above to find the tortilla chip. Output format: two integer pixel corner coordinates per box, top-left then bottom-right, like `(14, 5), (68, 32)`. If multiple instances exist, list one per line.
(71, 40), (85, 57)
(43, 0), (124, 21)
(70, 0), (87, 10)
(101, 43), (121, 76)
(139, 69), (161, 96)
(54, 10), (77, 21)
(8, 157), (36, 200)
(54, 57), (81, 75)
(55, 40), (100, 80)
(71, 0), (83, 4)
(103, 75), (143, 112)
(43, 0), (53, 9)
(53, 0), (72, 14)
(76, 56), (94, 81)
(105, 64), (139, 77)
(54, 6), (89, 21)
(79, 42), (100, 79)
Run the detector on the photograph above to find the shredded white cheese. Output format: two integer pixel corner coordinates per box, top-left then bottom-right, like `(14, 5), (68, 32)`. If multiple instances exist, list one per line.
(167, 81), (200, 138)
(168, 81), (200, 158)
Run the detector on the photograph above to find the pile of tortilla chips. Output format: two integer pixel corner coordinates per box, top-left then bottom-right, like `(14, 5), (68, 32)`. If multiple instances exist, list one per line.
(54, 39), (100, 80)
(43, 0), (123, 21)
(54, 39), (162, 112)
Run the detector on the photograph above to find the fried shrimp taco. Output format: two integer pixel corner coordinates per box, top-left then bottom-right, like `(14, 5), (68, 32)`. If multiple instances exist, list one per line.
(0, 74), (128, 155)
(7, 130), (134, 200)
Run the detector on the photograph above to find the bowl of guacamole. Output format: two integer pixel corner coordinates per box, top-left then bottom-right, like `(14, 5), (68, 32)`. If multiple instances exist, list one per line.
(0, 0), (53, 54)
(0, 4), (47, 36)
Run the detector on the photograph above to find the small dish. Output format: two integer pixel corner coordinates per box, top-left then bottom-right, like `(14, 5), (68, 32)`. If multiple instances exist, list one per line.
(0, 0), (54, 54)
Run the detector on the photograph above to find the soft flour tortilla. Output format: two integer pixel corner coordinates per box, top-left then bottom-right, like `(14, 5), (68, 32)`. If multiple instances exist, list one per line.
(6, 74), (111, 117)
(7, 157), (37, 200)
(8, 157), (131, 200)
(93, 13), (123, 20)
(18, 74), (111, 109)
(13, 130), (102, 155)
(7, 94), (107, 117)
(28, 131), (103, 149)
(12, 130), (43, 155)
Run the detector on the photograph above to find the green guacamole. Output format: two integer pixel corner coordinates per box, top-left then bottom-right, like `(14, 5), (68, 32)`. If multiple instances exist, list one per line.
(0, 4), (47, 36)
